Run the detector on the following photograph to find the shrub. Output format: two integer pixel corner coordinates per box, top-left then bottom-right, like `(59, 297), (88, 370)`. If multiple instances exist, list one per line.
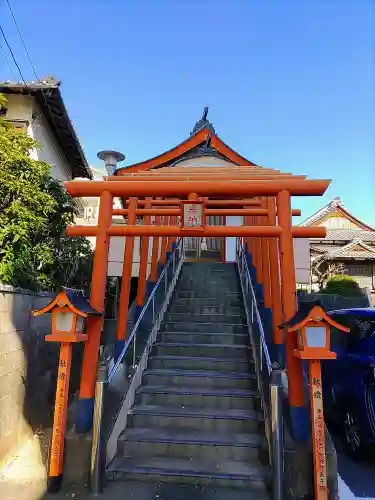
(322, 274), (363, 297)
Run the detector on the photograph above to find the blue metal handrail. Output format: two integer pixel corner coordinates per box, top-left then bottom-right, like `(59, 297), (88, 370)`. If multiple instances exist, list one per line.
(236, 239), (283, 500)
(108, 238), (183, 383)
(236, 239), (272, 373)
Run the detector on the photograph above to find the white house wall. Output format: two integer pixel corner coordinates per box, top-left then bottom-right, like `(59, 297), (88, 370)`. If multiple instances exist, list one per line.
(108, 236), (154, 278)
(4, 94), (73, 181)
(225, 216), (243, 262)
(293, 238), (310, 284)
(171, 157), (237, 168)
(30, 102), (73, 181)
(318, 217), (359, 230)
(3, 94), (33, 122)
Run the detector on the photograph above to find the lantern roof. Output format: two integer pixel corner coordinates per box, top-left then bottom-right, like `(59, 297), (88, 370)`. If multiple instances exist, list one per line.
(32, 288), (102, 318)
(279, 301), (349, 333)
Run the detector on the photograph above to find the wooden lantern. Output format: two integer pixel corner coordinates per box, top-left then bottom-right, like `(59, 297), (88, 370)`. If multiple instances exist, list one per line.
(33, 288), (101, 343)
(281, 302), (349, 360)
(281, 301), (349, 500)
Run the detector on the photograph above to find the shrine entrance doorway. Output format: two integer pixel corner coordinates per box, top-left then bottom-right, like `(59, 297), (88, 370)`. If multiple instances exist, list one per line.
(184, 215), (224, 261)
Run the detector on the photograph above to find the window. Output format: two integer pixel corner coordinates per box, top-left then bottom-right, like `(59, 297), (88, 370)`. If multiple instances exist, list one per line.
(5, 119), (29, 133)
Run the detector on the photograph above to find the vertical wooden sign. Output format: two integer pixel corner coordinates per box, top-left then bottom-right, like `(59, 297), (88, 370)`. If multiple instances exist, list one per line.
(309, 360), (328, 500)
(48, 342), (72, 491)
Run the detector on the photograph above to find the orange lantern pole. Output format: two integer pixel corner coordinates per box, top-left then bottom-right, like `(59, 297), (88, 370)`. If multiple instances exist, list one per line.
(115, 197), (138, 359)
(281, 303), (349, 500)
(77, 191), (113, 433)
(136, 198), (152, 312)
(48, 342), (72, 491)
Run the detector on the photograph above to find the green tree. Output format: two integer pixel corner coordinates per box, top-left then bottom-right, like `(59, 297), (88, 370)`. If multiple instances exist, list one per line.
(0, 93), (93, 291)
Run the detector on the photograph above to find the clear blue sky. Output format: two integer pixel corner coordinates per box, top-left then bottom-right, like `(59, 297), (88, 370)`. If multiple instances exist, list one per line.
(1, 0), (374, 225)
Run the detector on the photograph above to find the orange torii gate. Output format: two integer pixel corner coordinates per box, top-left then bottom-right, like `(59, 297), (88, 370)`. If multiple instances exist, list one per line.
(64, 168), (329, 442)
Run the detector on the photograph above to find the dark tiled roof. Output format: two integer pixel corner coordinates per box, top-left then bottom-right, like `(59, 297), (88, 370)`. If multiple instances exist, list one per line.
(311, 244), (341, 253)
(64, 288), (101, 315)
(314, 239), (375, 261)
(279, 300), (324, 329)
(0, 79), (91, 179)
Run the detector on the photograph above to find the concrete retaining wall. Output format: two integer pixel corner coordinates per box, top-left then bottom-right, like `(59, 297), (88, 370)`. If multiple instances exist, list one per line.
(0, 285), (82, 463)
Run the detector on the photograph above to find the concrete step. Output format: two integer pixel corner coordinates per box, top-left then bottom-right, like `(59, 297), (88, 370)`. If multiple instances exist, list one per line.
(146, 359), (255, 379)
(159, 331), (248, 346)
(178, 280), (238, 287)
(176, 292), (240, 303)
(169, 305), (243, 315)
(135, 385), (259, 410)
(153, 342), (250, 360)
(118, 428), (264, 462)
(173, 296), (242, 306)
(179, 280), (239, 288)
(182, 262), (237, 271)
(107, 455), (268, 490)
(165, 313), (245, 324)
(161, 322), (247, 334)
(177, 287), (240, 296)
(99, 480), (270, 500)
(127, 405), (262, 433)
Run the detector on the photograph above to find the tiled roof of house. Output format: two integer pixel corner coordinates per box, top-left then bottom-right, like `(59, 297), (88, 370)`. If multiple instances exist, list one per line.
(311, 229), (375, 242)
(311, 244), (340, 254)
(317, 239), (375, 261)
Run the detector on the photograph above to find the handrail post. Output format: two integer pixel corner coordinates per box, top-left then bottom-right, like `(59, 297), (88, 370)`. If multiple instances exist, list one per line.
(270, 370), (284, 500)
(90, 364), (108, 494)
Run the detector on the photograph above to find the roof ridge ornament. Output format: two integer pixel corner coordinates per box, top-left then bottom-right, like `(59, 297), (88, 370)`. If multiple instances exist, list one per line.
(330, 196), (343, 208)
(191, 106), (216, 136)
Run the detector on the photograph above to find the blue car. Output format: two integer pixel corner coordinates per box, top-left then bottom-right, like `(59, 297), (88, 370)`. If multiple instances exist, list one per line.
(322, 307), (375, 458)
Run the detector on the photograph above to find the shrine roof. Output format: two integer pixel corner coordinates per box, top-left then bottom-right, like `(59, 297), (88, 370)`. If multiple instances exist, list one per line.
(116, 126), (259, 174)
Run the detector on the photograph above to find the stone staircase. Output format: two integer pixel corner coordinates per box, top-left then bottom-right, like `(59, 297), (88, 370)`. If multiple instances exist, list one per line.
(107, 262), (269, 496)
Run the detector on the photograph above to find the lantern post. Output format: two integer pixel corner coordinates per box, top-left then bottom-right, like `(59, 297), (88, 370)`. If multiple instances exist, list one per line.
(281, 302), (349, 500)
(32, 288), (101, 492)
